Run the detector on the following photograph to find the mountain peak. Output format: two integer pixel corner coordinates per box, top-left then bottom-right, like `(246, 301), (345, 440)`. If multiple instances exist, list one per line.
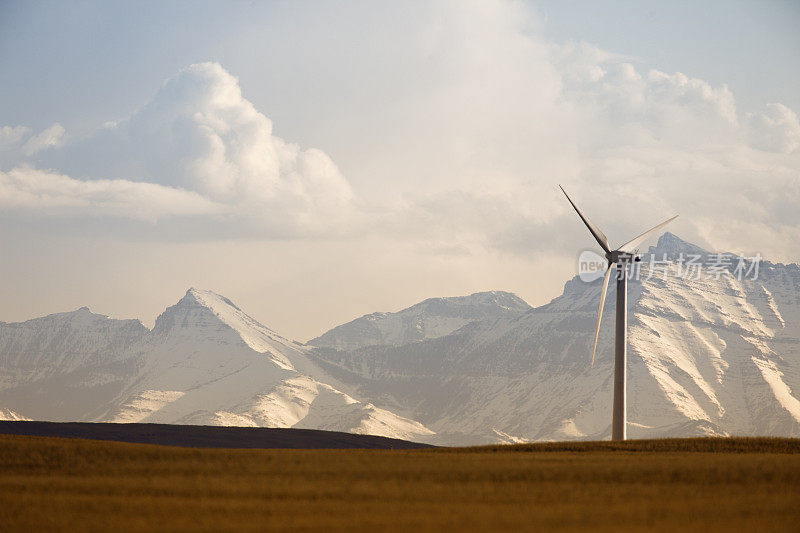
(648, 232), (708, 257)
(159, 288), (250, 333)
(465, 291), (531, 310)
(413, 291), (530, 313)
(180, 287), (242, 313)
(153, 288), (299, 369)
(309, 290), (531, 350)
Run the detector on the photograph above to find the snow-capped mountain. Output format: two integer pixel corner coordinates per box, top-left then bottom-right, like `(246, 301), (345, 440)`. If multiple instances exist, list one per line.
(2, 234), (798, 445)
(0, 289), (433, 441)
(0, 308), (147, 421)
(309, 291), (531, 350)
(309, 233), (800, 445)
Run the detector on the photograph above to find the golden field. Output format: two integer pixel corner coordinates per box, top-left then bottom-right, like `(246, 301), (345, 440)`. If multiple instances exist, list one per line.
(1, 434), (798, 532)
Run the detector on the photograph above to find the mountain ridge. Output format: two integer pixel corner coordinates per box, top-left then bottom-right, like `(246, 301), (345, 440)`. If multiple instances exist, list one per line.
(2, 233), (799, 446)
(308, 233), (800, 444)
(0, 288), (436, 442)
(309, 290), (532, 350)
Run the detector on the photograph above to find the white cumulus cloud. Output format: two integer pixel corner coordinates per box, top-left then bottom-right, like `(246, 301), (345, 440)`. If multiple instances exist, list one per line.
(1, 63), (356, 237)
(0, 3), (798, 261)
(746, 103), (800, 154)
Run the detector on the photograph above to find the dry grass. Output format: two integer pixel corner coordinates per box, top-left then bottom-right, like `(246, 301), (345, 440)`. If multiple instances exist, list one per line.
(463, 436), (800, 453)
(1, 435), (799, 532)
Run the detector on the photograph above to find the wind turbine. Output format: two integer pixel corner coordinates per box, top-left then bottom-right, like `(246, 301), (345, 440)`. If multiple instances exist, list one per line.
(560, 185), (677, 441)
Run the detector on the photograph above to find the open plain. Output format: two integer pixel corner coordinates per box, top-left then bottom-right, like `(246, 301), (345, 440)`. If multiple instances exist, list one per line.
(1, 434), (798, 531)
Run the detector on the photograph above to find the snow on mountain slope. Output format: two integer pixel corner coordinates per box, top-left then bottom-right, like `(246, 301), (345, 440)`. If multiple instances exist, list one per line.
(0, 307), (147, 387)
(109, 390), (187, 423)
(0, 408), (30, 421)
(0, 289), (434, 442)
(0, 308), (147, 421)
(309, 234), (800, 445)
(309, 291), (531, 350)
(645, 231), (708, 258)
(177, 289), (301, 370)
(3, 235), (797, 445)
(210, 374), (433, 441)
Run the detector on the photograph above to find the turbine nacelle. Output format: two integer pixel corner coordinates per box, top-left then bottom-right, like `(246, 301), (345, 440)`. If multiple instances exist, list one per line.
(607, 251), (639, 264)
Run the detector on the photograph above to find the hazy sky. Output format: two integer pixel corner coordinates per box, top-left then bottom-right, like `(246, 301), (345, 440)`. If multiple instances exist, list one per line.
(1, 0), (798, 340)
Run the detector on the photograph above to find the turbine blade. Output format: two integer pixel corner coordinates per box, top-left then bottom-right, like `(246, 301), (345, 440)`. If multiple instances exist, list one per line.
(591, 263), (613, 368)
(559, 185), (611, 254)
(617, 215), (679, 253)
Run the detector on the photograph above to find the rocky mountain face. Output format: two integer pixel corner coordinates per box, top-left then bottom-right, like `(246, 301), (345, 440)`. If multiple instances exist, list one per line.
(308, 234), (800, 445)
(1, 234), (798, 446)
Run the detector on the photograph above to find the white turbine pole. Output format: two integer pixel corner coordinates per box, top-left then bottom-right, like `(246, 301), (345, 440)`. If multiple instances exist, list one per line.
(612, 263), (627, 441)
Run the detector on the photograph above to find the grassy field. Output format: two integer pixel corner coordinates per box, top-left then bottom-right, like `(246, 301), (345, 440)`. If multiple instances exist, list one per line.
(1, 435), (798, 531)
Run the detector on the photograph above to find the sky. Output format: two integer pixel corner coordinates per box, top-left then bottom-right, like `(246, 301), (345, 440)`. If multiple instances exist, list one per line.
(1, 0), (798, 340)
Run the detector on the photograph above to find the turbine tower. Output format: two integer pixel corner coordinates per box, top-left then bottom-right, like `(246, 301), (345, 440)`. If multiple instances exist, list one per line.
(560, 185), (677, 441)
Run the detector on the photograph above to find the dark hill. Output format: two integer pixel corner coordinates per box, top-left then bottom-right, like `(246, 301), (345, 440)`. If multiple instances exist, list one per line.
(0, 421), (434, 450)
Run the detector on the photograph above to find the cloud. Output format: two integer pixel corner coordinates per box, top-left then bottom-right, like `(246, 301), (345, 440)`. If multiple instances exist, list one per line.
(0, 166), (222, 222)
(0, 2), (798, 261)
(534, 41), (799, 258)
(646, 70), (737, 126)
(745, 103), (800, 154)
(1, 63), (355, 237)
(109, 63), (353, 209)
(21, 123), (66, 156)
(0, 124), (65, 167)
(363, 28), (800, 260)
(0, 126), (32, 148)
(554, 46), (740, 149)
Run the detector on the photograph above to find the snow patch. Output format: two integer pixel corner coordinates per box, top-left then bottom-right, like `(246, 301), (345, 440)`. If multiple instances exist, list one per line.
(751, 357), (800, 423)
(762, 285), (786, 328)
(492, 428), (530, 444)
(196, 375), (435, 441)
(351, 404), (435, 441)
(250, 376), (338, 428)
(188, 288), (297, 370)
(110, 390), (185, 423)
(213, 411), (259, 427)
(0, 408), (30, 421)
